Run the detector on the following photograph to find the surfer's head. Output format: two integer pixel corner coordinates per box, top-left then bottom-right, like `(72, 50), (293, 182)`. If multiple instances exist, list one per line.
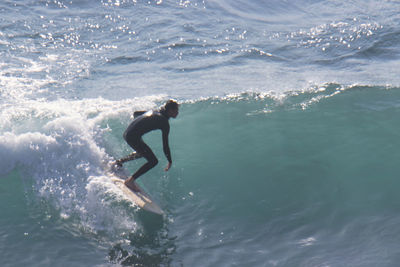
(164, 99), (179, 118)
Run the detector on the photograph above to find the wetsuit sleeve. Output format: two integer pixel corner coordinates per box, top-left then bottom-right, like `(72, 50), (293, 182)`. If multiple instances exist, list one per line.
(133, 111), (146, 118)
(162, 124), (172, 163)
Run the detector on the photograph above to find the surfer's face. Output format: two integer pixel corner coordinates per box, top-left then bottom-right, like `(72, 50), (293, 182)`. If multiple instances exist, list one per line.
(168, 107), (179, 118)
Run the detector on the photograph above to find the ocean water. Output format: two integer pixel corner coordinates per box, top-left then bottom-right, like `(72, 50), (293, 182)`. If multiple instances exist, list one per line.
(1, 0), (400, 266)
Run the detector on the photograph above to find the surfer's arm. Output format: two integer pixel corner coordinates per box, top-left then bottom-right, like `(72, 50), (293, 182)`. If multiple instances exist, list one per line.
(162, 126), (172, 170)
(133, 111), (146, 118)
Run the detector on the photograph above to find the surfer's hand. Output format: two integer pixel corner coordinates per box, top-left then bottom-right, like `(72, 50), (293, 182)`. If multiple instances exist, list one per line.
(164, 162), (172, 171)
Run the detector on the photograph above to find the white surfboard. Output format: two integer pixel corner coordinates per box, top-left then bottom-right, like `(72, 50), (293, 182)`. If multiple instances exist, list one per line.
(108, 165), (164, 215)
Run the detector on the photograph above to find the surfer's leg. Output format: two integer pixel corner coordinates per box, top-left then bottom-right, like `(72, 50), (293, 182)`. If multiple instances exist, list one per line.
(125, 140), (158, 188)
(131, 143), (158, 180)
(115, 134), (143, 167)
(115, 152), (142, 167)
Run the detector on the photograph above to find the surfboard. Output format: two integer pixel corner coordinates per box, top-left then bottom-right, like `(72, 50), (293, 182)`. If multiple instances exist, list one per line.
(108, 165), (164, 215)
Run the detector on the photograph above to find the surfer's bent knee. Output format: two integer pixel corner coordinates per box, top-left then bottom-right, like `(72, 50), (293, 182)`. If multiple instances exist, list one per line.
(148, 156), (158, 168)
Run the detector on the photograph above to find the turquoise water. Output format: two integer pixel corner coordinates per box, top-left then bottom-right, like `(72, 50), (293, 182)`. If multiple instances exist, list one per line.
(2, 86), (400, 266)
(1, 0), (400, 266)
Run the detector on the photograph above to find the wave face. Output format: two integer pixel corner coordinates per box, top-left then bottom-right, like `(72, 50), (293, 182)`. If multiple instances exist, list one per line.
(1, 85), (400, 266)
(167, 85), (400, 266)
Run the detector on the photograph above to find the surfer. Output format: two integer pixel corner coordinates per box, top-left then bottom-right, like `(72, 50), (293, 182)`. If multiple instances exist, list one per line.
(114, 100), (179, 192)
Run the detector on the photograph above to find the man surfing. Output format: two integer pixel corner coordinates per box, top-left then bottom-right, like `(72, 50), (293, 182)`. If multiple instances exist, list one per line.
(114, 100), (179, 192)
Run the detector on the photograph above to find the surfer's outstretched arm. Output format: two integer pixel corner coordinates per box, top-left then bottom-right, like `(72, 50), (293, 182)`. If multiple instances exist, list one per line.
(115, 152), (142, 167)
(162, 126), (172, 171)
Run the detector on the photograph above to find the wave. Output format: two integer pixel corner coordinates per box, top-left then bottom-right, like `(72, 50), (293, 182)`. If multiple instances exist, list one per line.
(1, 85), (400, 265)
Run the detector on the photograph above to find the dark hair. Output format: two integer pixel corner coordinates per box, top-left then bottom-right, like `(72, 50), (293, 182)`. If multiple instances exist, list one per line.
(165, 99), (179, 111)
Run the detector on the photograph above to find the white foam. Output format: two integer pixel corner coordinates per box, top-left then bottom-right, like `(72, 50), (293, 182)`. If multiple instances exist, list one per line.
(0, 131), (57, 175)
(0, 95), (165, 235)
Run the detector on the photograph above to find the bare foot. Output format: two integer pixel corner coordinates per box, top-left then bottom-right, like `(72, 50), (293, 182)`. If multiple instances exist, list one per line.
(124, 179), (140, 192)
(114, 160), (123, 168)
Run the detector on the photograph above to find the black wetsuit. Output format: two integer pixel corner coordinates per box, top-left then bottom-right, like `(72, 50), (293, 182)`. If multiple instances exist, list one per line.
(122, 109), (172, 179)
